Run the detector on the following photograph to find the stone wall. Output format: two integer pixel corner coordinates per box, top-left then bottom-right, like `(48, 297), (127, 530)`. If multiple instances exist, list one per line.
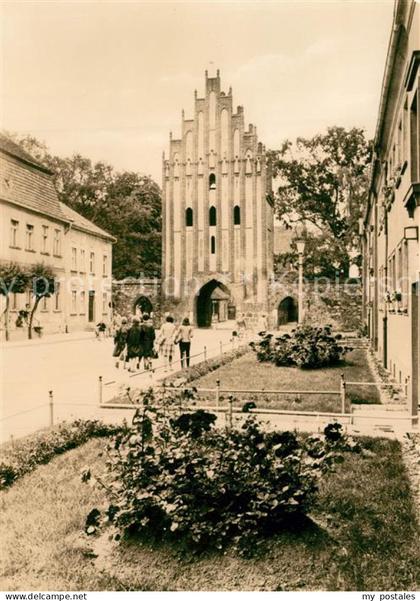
(112, 279), (162, 322)
(303, 282), (363, 332)
(268, 274), (362, 332)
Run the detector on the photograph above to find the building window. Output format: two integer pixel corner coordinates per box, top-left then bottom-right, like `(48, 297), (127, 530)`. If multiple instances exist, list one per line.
(10, 219), (19, 247)
(397, 120), (402, 167)
(209, 206), (217, 226)
(102, 292), (108, 314)
(401, 241), (409, 310)
(53, 229), (61, 256)
(54, 288), (60, 311)
(11, 293), (18, 310)
(209, 173), (216, 190)
(210, 235), (216, 254)
(89, 252), (95, 274)
(233, 205), (241, 225)
(80, 290), (86, 314)
(185, 207), (193, 227)
(403, 98), (408, 164)
(410, 92), (418, 182)
(71, 247), (77, 271)
(71, 290), (77, 314)
(42, 296), (48, 311)
(25, 224), (34, 251)
(41, 225), (49, 253)
(102, 255), (107, 276)
(80, 249), (86, 272)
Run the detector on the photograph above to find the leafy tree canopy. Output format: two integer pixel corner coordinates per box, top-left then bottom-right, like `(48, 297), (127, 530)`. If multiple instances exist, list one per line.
(270, 127), (372, 277)
(3, 132), (162, 279)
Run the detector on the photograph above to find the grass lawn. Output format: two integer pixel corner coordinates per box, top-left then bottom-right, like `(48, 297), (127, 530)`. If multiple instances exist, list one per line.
(1, 435), (419, 591)
(191, 348), (380, 413)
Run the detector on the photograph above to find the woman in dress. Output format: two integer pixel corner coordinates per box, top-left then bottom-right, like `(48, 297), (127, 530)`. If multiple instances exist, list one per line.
(113, 317), (129, 368)
(125, 316), (143, 372)
(156, 315), (177, 372)
(139, 313), (155, 371)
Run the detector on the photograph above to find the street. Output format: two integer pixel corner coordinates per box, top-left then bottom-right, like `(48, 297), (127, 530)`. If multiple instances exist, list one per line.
(0, 327), (236, 442)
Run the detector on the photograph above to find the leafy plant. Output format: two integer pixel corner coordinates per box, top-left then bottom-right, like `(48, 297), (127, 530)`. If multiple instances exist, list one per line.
(26, 263), (56, 339)
(83, 387), (352, 555)
(250, 325), (350, 369)
(0, 263), (30, 341)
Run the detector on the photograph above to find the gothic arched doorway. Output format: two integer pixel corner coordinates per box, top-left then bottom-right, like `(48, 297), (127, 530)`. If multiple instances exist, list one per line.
(133, 295), (153, 316)
(277, 296), (298, 326)
(196, 280), (231, 328)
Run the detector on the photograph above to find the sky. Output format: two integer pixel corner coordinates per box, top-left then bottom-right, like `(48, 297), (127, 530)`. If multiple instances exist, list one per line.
(1, 0), (395, 183)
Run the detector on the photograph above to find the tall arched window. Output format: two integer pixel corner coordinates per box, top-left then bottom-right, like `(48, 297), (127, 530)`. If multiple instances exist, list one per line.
(209, 173), (216, 190)
(209, 206), (217, 226)
(185, 207), (193, 227)
(210, 235), (216, 254)
(233, 205), (241, 225)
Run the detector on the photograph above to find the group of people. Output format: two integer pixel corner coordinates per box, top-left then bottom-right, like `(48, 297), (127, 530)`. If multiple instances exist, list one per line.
(112, 313), (194, 373)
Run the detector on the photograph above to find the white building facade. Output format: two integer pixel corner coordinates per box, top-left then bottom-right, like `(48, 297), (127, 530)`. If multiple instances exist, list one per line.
(363, 0), (419, 417)
(0, 135), (115, 339)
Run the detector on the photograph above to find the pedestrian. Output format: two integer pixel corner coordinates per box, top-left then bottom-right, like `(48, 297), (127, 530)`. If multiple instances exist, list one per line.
(113, 317), (129, 369)
(256, 313), (268, 333)
(125, 316), (143, 372)
(236, 313), (246, 338)
(95, 321), (107, 340)
(139, 313), (155, 371)
(156, 315), (177, 372)
(175, 317), (194, 369)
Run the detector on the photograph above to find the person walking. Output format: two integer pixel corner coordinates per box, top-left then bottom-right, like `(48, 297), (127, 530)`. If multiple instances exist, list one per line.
(175, 317), (194, 368)
(139, 313), (155, 371)
(113, 317), (129, 368)
(156, 315), (177, 372)
(125, 316), (143, 372)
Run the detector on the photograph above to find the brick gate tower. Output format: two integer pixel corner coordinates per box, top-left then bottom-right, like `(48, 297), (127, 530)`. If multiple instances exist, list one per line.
(162, 70), (273, 327)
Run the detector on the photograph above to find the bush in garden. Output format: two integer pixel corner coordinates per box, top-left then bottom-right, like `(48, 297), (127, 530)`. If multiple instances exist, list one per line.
(250, 325), (351, 369)
(0, 419), (122, 489)
(82, 387), (353, 554)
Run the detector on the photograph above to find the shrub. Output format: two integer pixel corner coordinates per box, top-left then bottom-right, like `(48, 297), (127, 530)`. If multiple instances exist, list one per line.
(83, 387), (354, 554)
(250, 325), (351, 369)
(0, 419), (122, 489)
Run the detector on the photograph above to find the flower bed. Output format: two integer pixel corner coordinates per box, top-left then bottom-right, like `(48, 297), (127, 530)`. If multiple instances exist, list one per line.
(83, 387), (356, 555)
(0, 419), (122, 490)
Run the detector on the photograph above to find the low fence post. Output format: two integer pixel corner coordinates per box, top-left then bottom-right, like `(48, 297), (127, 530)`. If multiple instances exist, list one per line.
(340, 374), (346, 414)
(98, 376), (103, 406)
(49, 390), (54, 427)
(228, 396), (233, 430)
(204, 345), (207, 361)
(216, 379), (220, 409)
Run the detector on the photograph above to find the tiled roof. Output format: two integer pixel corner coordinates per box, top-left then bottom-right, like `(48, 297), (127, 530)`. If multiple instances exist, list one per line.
(0, 153), (67, 223)
(0, 134), (52, 172)
(0, 134), (114, 242)
(59, 202), (115, 242)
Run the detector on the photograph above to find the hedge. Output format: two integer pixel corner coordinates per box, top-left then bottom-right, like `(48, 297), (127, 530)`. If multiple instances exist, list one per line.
(0, 419), (122, 490)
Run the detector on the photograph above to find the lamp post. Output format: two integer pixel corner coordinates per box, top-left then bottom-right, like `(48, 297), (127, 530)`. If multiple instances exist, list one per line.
(296, 238), (305, 324)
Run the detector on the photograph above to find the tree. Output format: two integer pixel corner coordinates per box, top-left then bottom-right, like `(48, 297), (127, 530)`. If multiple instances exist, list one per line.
(27, 264), (56, 339)
(270, 127), (372, 277)
(0, 263), (30, 341)
(2, 131), (162, 279)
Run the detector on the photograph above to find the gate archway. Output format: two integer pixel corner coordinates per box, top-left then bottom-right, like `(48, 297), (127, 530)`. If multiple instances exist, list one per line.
(133, 295), (153, 316)
(277, 296), (298, 326)
(196, 280), (231, 328)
